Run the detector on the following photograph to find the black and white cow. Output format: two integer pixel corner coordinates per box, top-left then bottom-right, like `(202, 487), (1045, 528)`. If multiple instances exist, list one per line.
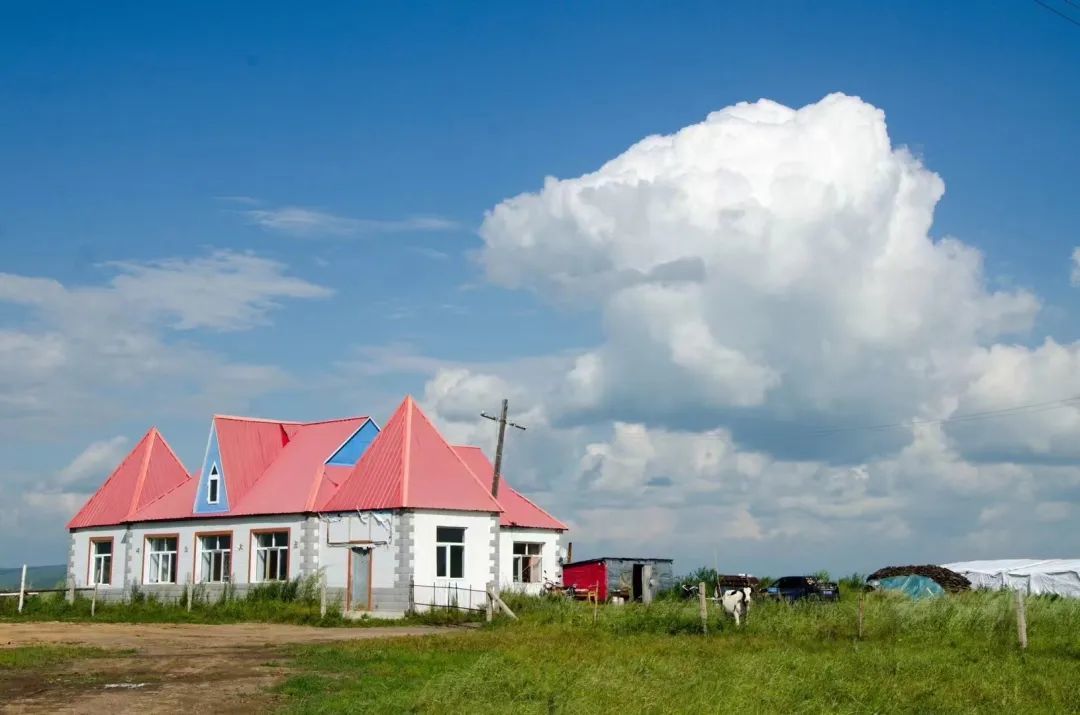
(717, 586), (752, 626)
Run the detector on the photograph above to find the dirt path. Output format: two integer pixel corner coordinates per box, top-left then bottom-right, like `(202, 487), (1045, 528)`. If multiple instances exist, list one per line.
(0, 622), (450, 714)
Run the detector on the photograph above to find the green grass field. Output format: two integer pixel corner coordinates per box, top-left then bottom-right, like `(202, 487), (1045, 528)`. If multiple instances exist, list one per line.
(277, 592), (1080, 713)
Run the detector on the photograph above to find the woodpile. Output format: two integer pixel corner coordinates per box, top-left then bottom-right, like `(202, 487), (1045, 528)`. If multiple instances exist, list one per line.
(868, 565), (971, 593)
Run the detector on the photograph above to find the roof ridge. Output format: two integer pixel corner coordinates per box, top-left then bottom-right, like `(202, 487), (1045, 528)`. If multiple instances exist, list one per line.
(214, 414), (303, 425)
(152, 429), (190, 477)
(129, 469), (193, 517)
(125, 427), (158, 519)
(301, 415), (369, 426)
(413, 406), (502, 512)
(401, 397), (413, 505)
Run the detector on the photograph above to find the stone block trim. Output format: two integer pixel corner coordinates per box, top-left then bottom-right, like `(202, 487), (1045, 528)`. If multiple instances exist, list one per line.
(300, 515), (320, 578)
(488, 516), (499, 590)
(393, 511), (414, 589)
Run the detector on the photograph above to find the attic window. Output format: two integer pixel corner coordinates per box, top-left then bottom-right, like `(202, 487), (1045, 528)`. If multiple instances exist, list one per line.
(207, 464), (220, 504)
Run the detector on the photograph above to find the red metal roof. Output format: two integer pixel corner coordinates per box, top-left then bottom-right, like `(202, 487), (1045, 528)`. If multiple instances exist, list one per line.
(230, 418), (367, 516)
(68, 428), (191, 529)
(70, 399), (565, 528)
(452, 446), (567, 530)
(323, 396), (504, 513)
(213, 416), (292, 506)
(72, 416), (369, 528)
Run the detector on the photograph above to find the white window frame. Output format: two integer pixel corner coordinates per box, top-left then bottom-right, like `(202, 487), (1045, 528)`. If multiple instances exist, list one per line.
(198, 533), (232, 583)
(513, 542), (543, 584)
(207, 463), (221, 504)
(90, 538), (113, 586)
(253, 531), (289, 582)
(145, 536), (178, 584)
(436, 526), (465, 580)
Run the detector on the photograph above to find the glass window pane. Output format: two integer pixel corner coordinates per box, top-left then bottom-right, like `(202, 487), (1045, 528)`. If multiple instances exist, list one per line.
(436, 545), (446, 577)
(436, 527), (465, 543)
(513, 542), (525, 555)
(450, 544), (464, 579)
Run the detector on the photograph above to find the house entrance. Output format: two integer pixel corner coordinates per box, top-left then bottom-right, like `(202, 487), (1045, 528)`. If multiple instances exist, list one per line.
(348, 547), (371, 610)
(632, 563), (644, 601)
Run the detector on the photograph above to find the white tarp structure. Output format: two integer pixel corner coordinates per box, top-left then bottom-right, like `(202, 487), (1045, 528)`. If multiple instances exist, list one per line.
(942, 559), (1080, 598)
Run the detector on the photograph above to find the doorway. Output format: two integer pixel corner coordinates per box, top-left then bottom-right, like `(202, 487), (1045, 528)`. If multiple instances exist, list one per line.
(348, 547), (371, 610)
(632, 563), (644, 602)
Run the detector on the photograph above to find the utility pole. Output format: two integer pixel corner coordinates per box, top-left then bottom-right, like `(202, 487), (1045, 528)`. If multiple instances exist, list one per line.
(480, 399), (526, 497)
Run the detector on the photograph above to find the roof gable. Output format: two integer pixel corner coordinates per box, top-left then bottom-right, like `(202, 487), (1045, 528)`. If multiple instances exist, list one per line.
(322, 396), (503, 513)
(213, 416), (291, 506)
(68, 428), (191, 529)
(452, 445), (567, 530)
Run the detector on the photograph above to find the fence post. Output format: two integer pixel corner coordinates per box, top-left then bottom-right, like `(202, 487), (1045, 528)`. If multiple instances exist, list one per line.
(408, 575), (415, 614)
(17, 564), (27, 614)
(486, 580), (494, 622)
(92, 583), (98, 618)
(186, 574), (193, 612)
(319, 568), (327, 619)
(67, 576), (75, 604)
(1016, 588), (1028, 650)
(857, 593), (864, 640)
(699, 581), (708, 635)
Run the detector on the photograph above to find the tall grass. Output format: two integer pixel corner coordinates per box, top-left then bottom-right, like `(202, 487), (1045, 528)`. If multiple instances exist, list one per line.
(499, 588), (1080, 651)
(277, 592), (1080, 712)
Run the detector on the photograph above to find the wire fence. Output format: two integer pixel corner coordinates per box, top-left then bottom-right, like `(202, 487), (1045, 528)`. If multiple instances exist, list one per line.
(411, 581), (488, 613)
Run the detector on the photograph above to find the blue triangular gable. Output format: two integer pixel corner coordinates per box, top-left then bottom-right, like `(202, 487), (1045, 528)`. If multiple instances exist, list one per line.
(326, 419), (380, 466)
(194, 423), (230, 514)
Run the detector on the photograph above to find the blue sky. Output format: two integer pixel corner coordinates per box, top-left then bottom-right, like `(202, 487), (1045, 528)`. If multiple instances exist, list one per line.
(3, 1), (1079, 573)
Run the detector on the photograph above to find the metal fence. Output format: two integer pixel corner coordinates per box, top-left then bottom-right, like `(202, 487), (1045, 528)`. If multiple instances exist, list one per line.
(411, 582), (488, 613)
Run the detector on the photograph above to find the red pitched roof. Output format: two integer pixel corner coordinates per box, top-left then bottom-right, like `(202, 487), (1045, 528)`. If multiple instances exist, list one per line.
(231, 418), (368, 516)
(453, 445), (567, 530)
(68, 428), (191, 529)
(323, 396), (504, 513)
(213, 415), (293, 506)
(72, 417), (369, 528)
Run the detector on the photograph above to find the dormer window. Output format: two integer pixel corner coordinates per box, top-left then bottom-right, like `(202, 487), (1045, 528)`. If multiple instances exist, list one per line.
(207, 464), (220, 504)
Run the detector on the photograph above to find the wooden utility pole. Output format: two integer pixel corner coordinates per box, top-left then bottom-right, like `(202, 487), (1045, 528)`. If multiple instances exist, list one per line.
(481, 399), (526, 498)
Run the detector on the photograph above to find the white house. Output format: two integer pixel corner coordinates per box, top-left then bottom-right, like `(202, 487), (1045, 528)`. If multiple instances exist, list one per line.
(67, 396), (567, 614)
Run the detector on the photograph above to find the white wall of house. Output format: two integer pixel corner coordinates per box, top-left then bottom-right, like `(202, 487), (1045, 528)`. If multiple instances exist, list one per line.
(498, 528), (563, 595)
(411, 509), (497, 609)
(71, 514), (307, 590)
(317, 511), (395, 590)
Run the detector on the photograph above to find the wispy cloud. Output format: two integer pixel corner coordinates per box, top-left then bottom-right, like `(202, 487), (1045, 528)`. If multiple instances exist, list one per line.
(409, 246), (451, 261)
(1072, 247), (1080, 286)
(224, 199), (459, 238)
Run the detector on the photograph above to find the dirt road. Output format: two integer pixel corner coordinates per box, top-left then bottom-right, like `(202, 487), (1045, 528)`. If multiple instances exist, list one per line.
(1, 621), (449, 714)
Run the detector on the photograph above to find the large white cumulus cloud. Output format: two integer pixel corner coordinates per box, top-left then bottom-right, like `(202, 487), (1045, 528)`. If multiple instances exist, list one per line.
(410, 93), (1080, 571)
(481, 94), (1039, 432)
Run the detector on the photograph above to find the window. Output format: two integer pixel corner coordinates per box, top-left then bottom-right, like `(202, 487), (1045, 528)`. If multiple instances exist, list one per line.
(207, 464), (220, 504)
(146, 536), (178, 584)
(513, 542), (542, 583)
(199, 534), (232, 583)
(91, 539), (113, 585)
(436, 526), (465, 579)
(254, 531), (289, 582)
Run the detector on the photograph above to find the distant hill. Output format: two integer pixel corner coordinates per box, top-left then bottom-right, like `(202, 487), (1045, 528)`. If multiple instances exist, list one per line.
(0, 565), (67, 590)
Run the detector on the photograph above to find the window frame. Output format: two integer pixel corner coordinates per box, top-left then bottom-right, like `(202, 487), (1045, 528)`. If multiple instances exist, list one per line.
(143, 533), (180, 585)
(435, 526), (466, 580)
(88, 537), (114, 586)
(250, 529), (291, 583)
(512, 542), (543, 584)
(207, 463), (221, 504)
(194, 530), (233, 584)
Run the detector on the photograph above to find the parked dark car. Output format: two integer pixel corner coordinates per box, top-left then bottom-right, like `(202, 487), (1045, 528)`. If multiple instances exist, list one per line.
(765, 575), (840, 601)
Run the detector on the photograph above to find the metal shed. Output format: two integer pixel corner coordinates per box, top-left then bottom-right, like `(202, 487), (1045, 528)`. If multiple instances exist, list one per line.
(562, 557), (674, 602)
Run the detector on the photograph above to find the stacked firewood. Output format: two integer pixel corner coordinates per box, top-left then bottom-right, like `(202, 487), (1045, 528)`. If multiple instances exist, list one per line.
(867, 565), (971, 593)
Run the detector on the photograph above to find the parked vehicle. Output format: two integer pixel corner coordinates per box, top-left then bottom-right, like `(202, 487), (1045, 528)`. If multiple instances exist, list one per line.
(765, 575), (839, 601)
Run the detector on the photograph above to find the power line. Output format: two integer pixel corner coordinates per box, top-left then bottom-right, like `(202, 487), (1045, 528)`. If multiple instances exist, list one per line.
(808, 395), (1080, 437)
(1033, 0), (1080, 27)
